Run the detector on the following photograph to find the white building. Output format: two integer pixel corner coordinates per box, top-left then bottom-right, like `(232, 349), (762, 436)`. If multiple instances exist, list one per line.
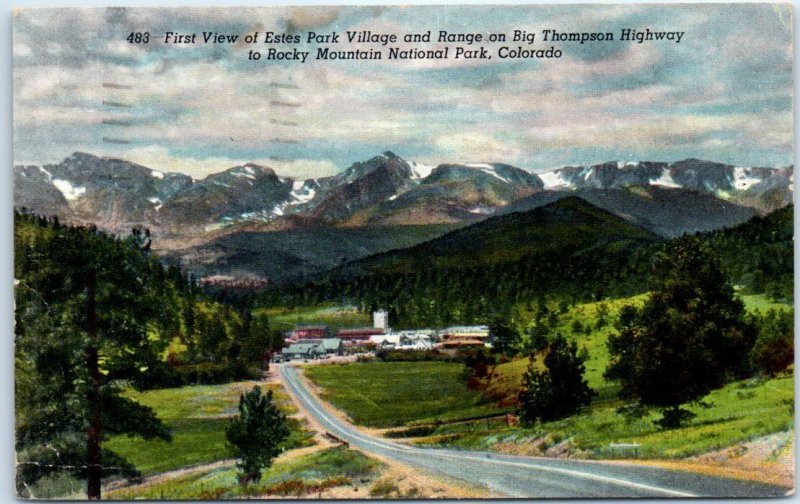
(373, 309), (389, 331)
(369, 332), (434, 351)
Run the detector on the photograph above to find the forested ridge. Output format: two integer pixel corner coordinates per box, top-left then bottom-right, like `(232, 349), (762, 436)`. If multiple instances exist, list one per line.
(259, 199), (793, 328)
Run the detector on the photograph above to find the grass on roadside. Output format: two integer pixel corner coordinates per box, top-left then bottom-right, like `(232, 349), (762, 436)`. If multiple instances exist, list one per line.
(416, 373), (793, 460)
(107, 446), (382, 499)
(105, 381), (314, 476)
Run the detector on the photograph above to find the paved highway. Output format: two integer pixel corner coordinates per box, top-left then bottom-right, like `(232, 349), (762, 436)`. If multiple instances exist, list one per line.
(279, 364), (791, 498)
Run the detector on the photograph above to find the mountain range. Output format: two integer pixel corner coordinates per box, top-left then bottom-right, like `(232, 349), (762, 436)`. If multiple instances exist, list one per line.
(14, 151), (793, 283)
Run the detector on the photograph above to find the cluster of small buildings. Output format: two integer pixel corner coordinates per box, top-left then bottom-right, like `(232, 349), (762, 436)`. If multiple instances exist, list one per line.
(275, 310), (491, 361)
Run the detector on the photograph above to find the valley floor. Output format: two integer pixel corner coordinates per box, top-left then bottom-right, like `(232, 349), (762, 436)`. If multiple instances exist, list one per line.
(96, 370), (488, 500)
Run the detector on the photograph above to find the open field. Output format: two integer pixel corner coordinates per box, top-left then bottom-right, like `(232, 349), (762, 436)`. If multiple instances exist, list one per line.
(107, 446), (382, 499)
(105, 381), (314, 476)
(259, 305), (371, 333)
(740, 293), (793, 314)
(304, 361), (507, 428)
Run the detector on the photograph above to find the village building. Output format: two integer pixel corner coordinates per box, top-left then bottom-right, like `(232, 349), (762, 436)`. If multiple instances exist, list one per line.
(338, 327), (385, 346)
(337, 309), (391, 346)
(320, 337), (344, 356)
(399, 333), (434, 350)
(369, 334), (401, 348)
(282, 341), (325, 360)
(373, 309), (389, 331)
(287, 325), (331, 342)
(369, 332), (434, 350)
(280, 337), (344, 360)
(436, 325), (490, 348)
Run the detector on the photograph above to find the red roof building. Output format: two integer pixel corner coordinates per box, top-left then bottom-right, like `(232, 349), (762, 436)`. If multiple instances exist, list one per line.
(337, 327), (385, 344)
(288, 325), (331, 341)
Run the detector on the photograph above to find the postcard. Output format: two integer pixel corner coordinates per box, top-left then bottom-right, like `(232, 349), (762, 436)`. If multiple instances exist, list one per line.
(13, 3), (794, 499)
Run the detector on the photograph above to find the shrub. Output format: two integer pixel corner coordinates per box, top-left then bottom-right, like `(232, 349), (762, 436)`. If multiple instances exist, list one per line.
(750, 309), (794, 375)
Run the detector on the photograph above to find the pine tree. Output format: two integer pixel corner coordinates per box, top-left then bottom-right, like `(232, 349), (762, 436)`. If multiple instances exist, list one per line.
(488, 318), (519, 355)
(226, 386), (289, 485)
(518, 334), (595, 423)
(15, 215), (172, 498)
(750, 309), (793, 375)
(605, 236), (755, 428)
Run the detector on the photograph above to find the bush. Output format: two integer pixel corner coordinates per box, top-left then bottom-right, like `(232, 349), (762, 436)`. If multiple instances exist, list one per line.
(383, 425), (438, 438)
(168, 362), (255, 387)
(750, 309), (794, 375)
(369, 479), (401, 498)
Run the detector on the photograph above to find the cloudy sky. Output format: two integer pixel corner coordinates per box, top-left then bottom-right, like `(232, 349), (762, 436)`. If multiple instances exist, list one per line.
(13, 4), (793, 179)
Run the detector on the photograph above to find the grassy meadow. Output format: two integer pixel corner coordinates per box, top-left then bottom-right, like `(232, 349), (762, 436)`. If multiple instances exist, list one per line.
(105, 381), (314, 476)
(107, 446), (382, 500)
(415, 373), (793, 459)
(259, 305), (371, 333)
(304, 361), (508, 427)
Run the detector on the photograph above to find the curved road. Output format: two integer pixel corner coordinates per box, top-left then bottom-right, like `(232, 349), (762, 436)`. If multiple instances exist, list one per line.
(279, 364), (791, 498)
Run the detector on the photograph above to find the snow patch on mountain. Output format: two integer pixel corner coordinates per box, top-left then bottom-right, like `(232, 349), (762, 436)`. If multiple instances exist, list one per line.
(151, 170), (164, 179)
(410, 161), (435, 180)
(231, 170), (256, 180)
(38, 167), (53, 181)
(465, 163), (512, 184)
(52, 179), (86, 201)
(148, 197), (163, 211)
(467, 205), (496, 215)
(288, 184), (316, 205)
(650, 168), (681, 188)
(617, 161), (640, 169)
(538, 170), (573, 190)
(732, 167), (762, 191)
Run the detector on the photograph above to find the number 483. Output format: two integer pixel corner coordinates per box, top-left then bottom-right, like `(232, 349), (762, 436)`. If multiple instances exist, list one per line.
(127, 32), (150, 43)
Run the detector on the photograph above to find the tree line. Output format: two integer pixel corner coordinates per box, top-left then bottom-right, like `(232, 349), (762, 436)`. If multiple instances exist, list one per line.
(257, 205), (793, 329)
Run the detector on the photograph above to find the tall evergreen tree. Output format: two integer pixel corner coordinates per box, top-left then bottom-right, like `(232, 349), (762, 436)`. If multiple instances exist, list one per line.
(518, 334), (595, 423)
(750, 309), (793, 376)
(226, 386), (289, 486)
(605, 236), (755, 428)
(15, 214), (171, 498)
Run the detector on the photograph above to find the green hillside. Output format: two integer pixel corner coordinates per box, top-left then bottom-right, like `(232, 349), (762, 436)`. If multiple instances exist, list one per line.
(344, 196), (659, 273)
(263, 197), (663, 327)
